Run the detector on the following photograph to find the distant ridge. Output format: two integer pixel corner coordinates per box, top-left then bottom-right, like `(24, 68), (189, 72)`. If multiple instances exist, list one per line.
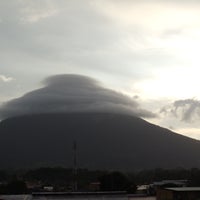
(0, 112), (200, 170)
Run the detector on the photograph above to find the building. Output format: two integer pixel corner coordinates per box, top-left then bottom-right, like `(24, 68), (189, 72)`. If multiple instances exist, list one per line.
(157, 187), (200, 200)
(153, 180), (187, 188)
(148, 180), (187, 196)
(88, 182), (100, 191)
(43, 186), (54, 192)
(137, 185), (149, 194)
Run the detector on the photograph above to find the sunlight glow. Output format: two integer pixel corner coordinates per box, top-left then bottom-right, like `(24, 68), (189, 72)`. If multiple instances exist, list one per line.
(134, 66), (200, 99)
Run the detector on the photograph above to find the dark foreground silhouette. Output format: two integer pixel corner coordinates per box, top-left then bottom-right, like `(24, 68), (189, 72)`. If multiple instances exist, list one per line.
(0, 113), (200, 169)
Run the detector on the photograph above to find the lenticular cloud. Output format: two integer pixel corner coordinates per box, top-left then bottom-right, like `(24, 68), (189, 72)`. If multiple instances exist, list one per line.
(0, 74), (156, 120)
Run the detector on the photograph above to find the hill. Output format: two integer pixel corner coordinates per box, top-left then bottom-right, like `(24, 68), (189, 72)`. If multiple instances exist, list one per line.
(0, 112), (200, 170)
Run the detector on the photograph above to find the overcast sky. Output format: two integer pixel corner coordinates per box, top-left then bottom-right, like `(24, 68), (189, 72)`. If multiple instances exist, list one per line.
(1, 0), (200, 139)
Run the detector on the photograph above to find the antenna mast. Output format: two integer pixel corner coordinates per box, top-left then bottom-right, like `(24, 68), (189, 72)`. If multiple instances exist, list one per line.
(73, 140), (78, 191)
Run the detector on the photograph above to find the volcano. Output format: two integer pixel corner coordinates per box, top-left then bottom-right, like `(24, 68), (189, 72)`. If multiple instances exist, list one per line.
(0, 112), (200, 170)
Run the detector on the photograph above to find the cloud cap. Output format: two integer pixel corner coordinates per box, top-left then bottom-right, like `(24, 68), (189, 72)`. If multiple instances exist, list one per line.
(0, 74), (156, 120)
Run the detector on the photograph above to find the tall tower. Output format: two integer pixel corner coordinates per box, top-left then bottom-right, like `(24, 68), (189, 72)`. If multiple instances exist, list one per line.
(73, 140), (78, 191)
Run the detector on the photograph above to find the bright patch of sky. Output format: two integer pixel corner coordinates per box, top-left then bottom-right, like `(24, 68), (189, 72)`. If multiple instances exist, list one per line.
(1, 0), (200, 139)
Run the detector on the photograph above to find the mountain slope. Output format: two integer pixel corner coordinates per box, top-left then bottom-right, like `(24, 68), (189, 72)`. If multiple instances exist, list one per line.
(0, 113), (200, 170)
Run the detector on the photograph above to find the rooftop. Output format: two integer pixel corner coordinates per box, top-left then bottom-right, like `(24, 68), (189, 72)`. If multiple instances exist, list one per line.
(166, 187), (200, 192)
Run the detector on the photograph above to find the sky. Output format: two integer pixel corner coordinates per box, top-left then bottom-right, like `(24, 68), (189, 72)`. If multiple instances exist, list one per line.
(1, 0), (200, 139)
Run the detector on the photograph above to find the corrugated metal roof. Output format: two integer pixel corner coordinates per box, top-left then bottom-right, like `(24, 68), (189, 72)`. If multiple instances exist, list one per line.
(153, 180), (187, 186)
(166, 187), (200, 192)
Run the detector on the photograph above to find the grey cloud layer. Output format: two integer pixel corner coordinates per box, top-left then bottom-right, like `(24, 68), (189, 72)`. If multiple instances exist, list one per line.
(161, 99), (200, 122)
(0, 74), (156, 120)
(0, 1), (184, 93)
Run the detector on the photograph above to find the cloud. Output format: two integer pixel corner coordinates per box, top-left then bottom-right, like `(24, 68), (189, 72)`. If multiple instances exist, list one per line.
(1, 0), (200, 105)
(161, 99), (200, 122)
(0, 75), (14, 82)
(0, 74), (156, 120)
(20, 0), (58, 23)
(0, 1), (188, 84)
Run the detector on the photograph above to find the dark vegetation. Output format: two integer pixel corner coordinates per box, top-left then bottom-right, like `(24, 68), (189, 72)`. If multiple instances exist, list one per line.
(1, 167), (200, 194)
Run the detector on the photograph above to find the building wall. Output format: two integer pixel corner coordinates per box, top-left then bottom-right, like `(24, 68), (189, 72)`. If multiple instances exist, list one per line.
(157, 189), (200, 200)
(157, 188), (173, 200)
(175, 191), (200, 200)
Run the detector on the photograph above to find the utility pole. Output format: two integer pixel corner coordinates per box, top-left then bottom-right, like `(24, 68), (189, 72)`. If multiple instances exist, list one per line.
(73, 140), (78, 191)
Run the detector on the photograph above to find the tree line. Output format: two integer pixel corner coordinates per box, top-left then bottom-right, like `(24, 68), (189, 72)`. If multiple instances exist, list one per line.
(1, 167), (200, 194)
